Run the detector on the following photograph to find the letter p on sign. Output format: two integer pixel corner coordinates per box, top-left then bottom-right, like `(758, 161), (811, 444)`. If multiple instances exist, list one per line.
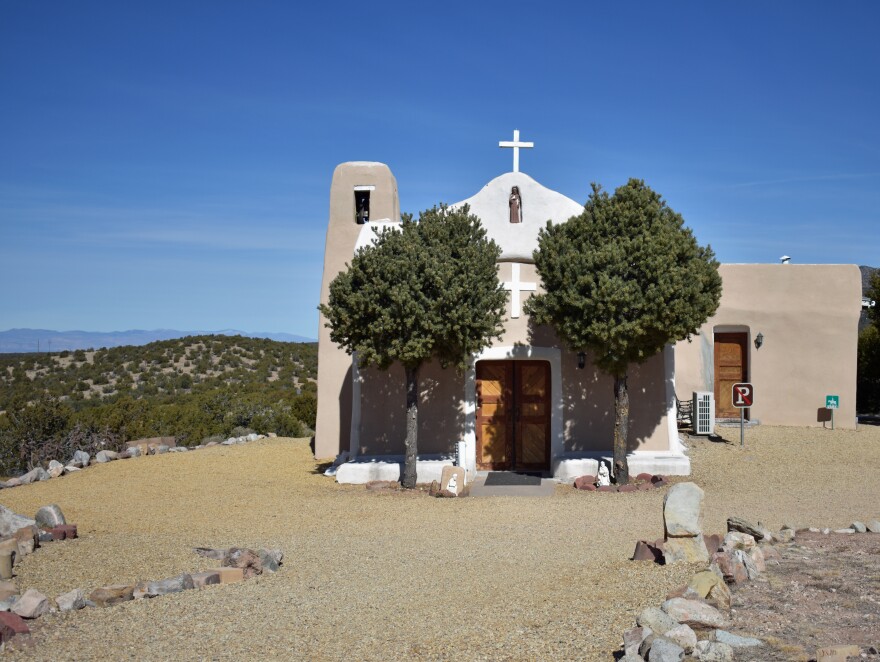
(732, 383), (754, 408)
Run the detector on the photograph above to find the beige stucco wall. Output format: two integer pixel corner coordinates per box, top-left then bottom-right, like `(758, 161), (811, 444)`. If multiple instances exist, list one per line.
(315, 162), (400, 459)
(674, 264), (861, 429)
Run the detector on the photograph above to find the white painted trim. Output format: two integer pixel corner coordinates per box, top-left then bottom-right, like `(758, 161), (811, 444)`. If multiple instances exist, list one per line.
(463, 345), (563, 478)
(353, 185), (376, 191)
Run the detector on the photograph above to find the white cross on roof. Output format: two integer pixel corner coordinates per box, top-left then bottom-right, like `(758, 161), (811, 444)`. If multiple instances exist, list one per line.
(499, 129), (534, 173)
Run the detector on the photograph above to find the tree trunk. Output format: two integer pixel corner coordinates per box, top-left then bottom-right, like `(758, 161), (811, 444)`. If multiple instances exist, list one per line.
(613, 373), (630, 485)
(402, 364), (420, 489)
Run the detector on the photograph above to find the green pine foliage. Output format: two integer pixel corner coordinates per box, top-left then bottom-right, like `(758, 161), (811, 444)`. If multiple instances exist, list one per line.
(320, 205), (507, 486)
(857, 271), (880, 414)
(0, 335), (317, 474)
(526, 179), (722, 482)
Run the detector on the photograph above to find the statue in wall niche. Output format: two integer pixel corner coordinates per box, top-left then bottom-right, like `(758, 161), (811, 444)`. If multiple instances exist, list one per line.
(446, 473), (458, 495)
(597, 463), (611, 487)
(509, 186), (522, 224)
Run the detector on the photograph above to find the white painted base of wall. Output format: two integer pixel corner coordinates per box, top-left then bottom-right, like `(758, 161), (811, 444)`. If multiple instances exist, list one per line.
(553, 450), (691, 483)
(334, 455), (455, 485)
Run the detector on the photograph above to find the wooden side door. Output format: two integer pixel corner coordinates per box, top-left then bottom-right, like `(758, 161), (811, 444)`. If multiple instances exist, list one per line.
(476, 361), (513, 470)
(714, 333), (748, 418)
(514, 361), (551, 471)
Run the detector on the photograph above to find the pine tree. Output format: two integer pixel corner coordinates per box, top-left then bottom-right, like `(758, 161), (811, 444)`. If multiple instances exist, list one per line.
(526, 179), (722, 484)
(319, 205), (507, 488)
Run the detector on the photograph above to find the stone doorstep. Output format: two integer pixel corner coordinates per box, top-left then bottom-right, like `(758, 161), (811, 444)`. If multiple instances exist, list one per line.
(468, 477), (556, 498)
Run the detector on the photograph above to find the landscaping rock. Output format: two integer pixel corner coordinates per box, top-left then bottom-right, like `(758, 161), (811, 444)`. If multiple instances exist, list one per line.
(70, 450), (90, 468)
(64, 465), (81, 473)
(664, 483), (704, 537)
(89, 584), (135, 607)
(126, 446), (141, 458)
(759, 544), (781, 563)
(193, 547), (228, 560)
(573, 475), (596, 490)
(711, 629), (762, 648)
(636, 472), (654, 482)
(704, 533), (723, 553)
(258, 548), (283, 572)
(623, 625), (652, 657)
(850, 521), (866, 533)
(712, 551), (747, 584)
(2, 478), (22, 488)
(632, 540), (663, 562)
(152, 445), (170, 455)
(648, 636), (685, 661)
(95, 450), (120, 463)
(661, 598), (731, 629)
(142, 573), (194, 597)
(736, 549), (761, 580)
(34, 504), (66, 529)
(775, 528), (795, 543)
(47, 460), (64, 478)
(0, 581), (19, 602)
(191, 571), (221, 588)
(726, 516), (766, 540)
(55, 589), (86, 612)
(748, 545), (766, 572)
(0, 596), (17, 612)
(663, 536), (710, 564)
(833, 528), (855, 534)
(693, 640), (734, 661)
(19, 467), (49, 485)
(664, 623), (697, 653)
(722, 531), (756, 551)
(0, 611), (30, 637)
(59, 524), (78, 539)
(0, 506), (36, 537)
(11, 588), (49, 619)
(222, 547), (263, 578)
(866, 520), (880, 533)
(637, 606), (679, 636)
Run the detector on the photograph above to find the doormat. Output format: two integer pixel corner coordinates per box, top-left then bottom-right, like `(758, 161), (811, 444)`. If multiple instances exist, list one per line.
(484, 472), (542, 486)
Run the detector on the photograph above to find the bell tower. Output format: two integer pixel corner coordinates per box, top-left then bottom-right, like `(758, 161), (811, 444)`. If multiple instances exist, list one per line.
(314, 162), (400, 459)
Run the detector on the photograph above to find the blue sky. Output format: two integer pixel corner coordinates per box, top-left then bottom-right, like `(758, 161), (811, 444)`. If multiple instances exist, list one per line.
(2, 1), (878, 339)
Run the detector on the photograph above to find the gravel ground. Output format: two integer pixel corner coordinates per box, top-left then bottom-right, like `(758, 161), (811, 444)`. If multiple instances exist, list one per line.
(0, 424), (878, 660)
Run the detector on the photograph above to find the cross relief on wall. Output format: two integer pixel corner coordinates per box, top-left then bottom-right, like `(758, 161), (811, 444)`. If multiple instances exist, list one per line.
(503, 263), (536, 319)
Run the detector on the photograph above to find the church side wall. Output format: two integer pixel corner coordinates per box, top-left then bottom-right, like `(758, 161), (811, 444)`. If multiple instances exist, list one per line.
(315, 163), (400, 460)
(674, 264), (861, 429)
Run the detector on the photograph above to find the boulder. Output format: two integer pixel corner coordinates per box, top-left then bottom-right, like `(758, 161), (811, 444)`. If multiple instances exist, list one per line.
(152, 445), (170, 455)
(0, 507), (36, 538)
(34, 504), (66, 529)
(95, 450), (120, 463)
(0, 611), (30, 637)
(89, 584), (135, 607)
(636, 472), (654, 482)
(11, 588), (49, 619)
(833, 528), (855, 534)
(663, 536), (710, 564)
(573, 475), (597, 490)
(632, 540), (663, 562)
(748, 545), (766, 572)
(19, 467), (49, 485)
(736, 549), (761, 580)
(662, 598), (731, 629)
(664, 623), (697, 653)
(0, 581), (19, 602)
(759, 544), (781, 563)
(851, 521), (867, 533)
(69, 450), (90, 468)
(704, 533), (723, 553)
(867, 520), (880, 533)
(55, 588), (86, 612)
(47, 460), (65, 478)
(648, 636), (685, 661)
(693, 640), (734, 661)
(712, 551), (748, 585)
(663, 483), (704, 537)
(726, 516), (767, 540)
(258, 548), (283, 573)
(623, 625), (652, 658)
(637, 606), (679, 636)
(126, 446), (141, 458)
(222, 547), (263, 578)
(775, 528), (795, 543)
(0, 596), (17, 612)
(722, 531), (756, 551)
(711, 630), (762, 648)
(2, 478), (22, 488)
(142, 573), (194, 597)
(191, 571), (221, 588)
(64, 465), (81, 473)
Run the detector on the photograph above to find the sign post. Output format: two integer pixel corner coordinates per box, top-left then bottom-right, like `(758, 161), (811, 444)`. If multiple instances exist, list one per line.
(732, 383), (754, 448)
(826, 395), (839, 430)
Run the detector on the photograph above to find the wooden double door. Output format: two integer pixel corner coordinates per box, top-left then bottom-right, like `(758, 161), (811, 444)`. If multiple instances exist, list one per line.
(714, 332), (748, 418)
(476, 360), (551, 471)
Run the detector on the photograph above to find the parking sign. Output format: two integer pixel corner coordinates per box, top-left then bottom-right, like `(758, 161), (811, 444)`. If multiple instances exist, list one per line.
(732, 383), (754, 408)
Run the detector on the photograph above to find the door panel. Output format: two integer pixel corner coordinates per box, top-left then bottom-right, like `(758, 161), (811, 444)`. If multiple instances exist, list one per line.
(714, 333), (748, 418)
(476, 360), (551, 471)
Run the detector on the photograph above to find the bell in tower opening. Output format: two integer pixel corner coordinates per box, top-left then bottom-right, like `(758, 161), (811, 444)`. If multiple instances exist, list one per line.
(509, 186), (522, 224)
(355, 190), (371, 224)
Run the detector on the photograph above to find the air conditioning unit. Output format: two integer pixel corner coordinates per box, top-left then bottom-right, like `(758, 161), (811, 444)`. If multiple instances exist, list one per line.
(693, 392), (715, 435)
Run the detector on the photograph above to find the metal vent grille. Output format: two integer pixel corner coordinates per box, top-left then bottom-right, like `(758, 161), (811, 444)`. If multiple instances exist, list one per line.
(693, 392), (715, 435)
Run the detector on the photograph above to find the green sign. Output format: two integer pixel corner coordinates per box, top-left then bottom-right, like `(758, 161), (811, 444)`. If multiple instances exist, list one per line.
(826, 395), (839, 409)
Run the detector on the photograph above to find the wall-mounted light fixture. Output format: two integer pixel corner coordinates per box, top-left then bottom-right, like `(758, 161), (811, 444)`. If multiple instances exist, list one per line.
(577, 352), (586, 369)
(754, 332), (764, 349)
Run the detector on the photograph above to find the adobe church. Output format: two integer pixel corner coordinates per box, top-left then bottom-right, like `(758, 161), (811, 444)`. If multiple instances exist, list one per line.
(315, 132), (861, 484)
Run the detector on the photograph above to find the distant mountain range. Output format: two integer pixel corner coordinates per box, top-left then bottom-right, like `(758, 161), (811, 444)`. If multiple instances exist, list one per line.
(0, 328), (316, 353)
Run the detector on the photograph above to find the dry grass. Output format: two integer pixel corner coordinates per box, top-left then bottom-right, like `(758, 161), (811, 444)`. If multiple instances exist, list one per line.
(1, 424), (878, 660)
